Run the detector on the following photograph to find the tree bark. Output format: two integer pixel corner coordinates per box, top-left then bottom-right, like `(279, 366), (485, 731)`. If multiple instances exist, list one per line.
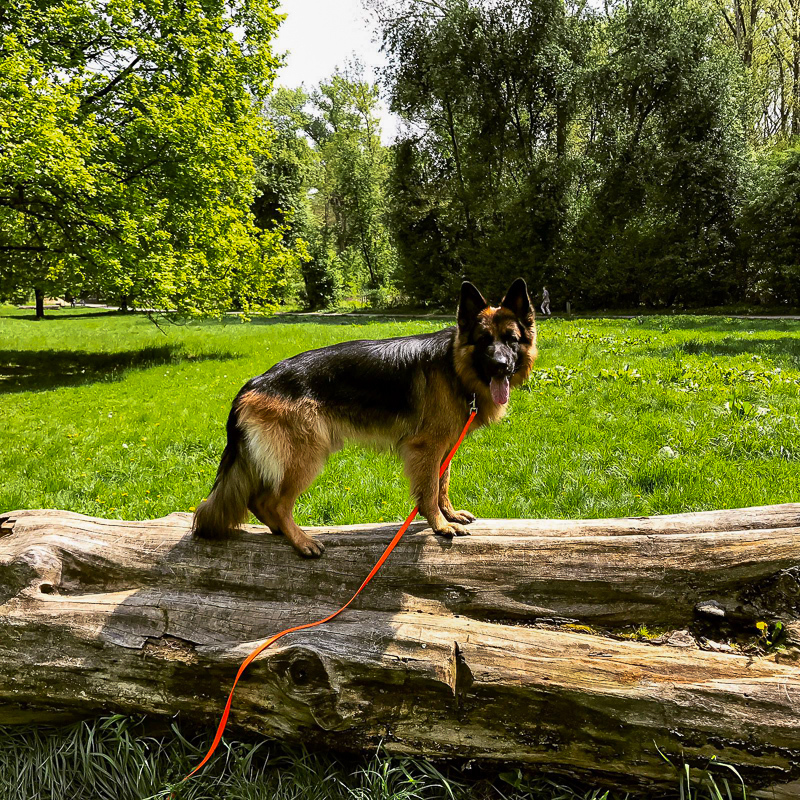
(34, 287), (44, 319)
(2, 506), (800, 794)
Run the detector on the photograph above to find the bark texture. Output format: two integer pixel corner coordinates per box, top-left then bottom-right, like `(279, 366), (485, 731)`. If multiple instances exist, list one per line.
(2, 506), (800, 794)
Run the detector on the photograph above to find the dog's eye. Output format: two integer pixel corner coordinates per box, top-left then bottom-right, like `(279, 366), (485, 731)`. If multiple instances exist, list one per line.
(505, 334), (520, 344)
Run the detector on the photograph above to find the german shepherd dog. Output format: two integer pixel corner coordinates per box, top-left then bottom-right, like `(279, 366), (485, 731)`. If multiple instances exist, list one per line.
(192, 279), (537, 557)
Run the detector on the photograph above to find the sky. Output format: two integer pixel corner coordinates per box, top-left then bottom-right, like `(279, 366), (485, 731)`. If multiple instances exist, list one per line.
(273, 0), (400, 141)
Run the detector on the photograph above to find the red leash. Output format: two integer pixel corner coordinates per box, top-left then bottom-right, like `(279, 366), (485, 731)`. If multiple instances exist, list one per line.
(183, 403), (478, 782)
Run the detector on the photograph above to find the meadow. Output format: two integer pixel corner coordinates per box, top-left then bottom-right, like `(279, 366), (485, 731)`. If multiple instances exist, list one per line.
(2, 306), (800, 799)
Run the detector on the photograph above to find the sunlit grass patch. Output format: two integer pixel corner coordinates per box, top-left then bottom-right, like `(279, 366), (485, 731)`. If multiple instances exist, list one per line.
(2, 308), (800, 523)
(2, 307), (798, 798)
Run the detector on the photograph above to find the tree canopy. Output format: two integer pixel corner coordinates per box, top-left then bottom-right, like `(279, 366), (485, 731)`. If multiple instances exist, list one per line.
(2, 0), (800, 314)
(373, 0), (756, 309)
(258, 65), (395, 309)
(0, 0), (301, 315)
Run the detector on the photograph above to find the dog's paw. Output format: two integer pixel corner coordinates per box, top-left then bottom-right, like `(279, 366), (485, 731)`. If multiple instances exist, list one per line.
(450, 509), (476, 524)
(295, 536), (326, 558)
(434, 522), (470, 539)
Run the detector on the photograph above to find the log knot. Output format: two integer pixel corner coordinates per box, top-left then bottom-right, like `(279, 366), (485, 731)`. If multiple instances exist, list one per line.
(260, 646), (344, 732)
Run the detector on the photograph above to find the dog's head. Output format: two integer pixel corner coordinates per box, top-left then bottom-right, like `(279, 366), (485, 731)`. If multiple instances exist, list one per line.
(456, 278), (537, 406)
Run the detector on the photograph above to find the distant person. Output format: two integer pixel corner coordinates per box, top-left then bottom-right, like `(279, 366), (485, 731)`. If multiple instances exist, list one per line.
(540, 286), (551, 316)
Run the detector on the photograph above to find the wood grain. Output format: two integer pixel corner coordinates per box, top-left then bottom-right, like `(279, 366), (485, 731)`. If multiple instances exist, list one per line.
(2, 506), (800, 792)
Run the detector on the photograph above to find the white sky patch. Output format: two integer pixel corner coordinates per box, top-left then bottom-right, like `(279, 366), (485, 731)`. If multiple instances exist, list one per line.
(274, 0), (400, 143)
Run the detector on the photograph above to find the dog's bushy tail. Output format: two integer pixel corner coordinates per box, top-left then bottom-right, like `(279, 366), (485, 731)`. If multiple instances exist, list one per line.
(192, 405), (254, 539)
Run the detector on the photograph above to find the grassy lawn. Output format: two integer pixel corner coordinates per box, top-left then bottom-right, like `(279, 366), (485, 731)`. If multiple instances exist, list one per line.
(2, 305), (800, 799)
(2, 307), (800, 523)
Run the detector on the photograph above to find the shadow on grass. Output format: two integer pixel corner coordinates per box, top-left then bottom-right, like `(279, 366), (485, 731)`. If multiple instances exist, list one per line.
(243, 312), (453, 327)
(661, 336), (800, 365)
(0, 345), (236, 394)
(0, 310), (128, 321)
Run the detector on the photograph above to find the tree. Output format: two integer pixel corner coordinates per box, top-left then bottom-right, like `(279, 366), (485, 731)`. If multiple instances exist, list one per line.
(376, 0), (590, 305)
(563, 0), (747, 308)
(713, 0), (800, 141)
(253, 87), (317, 303)
(0, 0), (300, 317)
(307, 65), (397, 303)
(254, 84), (342, 310)
(378, 0), (748, 309)
(252, 67), (397, 310)
(742, 142), (800, 304)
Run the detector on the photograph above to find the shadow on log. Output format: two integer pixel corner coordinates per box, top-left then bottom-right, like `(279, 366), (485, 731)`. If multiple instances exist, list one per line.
(2, 506), (800, 796)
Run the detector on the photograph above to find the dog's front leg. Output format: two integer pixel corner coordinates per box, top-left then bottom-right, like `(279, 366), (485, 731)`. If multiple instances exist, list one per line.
(438, 463), (476, 526)
(401, 440), (470, 538)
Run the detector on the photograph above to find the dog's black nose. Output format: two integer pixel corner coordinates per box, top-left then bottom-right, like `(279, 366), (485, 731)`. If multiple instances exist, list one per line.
(486, 345), (514, 377)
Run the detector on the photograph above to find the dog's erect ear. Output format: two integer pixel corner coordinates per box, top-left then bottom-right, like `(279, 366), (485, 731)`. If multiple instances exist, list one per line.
(501, 278), (533, 322)
(458, 281), (488, 328)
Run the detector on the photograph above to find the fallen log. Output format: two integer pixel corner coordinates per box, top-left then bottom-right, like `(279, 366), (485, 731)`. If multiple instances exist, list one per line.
(2, 506), (800, 795)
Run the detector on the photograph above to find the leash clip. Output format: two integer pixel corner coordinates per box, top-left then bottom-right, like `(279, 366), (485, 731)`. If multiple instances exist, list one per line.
(469, 393), (478, 415)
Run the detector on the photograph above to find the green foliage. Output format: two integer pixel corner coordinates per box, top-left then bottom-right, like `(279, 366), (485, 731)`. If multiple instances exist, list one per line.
(377, 0), (756, 310)
(563, 0), (747, 309)
(655, 743), (748, 800)
(379, 0), (586, 304)
(0, 714), (639, 800)
(307, 65), (397, 299)
(741, 142), (800, 305)
(255, 87), (316, 234)
(253, 87), (317, 303)
(0, 0), (300, 315)
(714, 0), (800, 142)
(256, 65), (397, 310)
(302, 245), (344, 309)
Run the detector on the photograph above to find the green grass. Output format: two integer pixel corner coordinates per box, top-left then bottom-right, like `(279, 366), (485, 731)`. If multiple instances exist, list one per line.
(2, 307), (800, 522)
(2, 306), (798, 799)
(0, 715), (747, 800)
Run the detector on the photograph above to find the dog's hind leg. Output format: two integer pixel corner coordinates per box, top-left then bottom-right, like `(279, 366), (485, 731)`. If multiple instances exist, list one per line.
(438, 463), (476, 525)
(269, 453), (327, 557)
(249, 486), (281, 532)
(270, 495), (325, 558)
(238, 394), (329, 557)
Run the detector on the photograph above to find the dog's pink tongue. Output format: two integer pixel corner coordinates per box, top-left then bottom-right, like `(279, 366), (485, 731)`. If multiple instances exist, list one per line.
(490, 376), (510, 405)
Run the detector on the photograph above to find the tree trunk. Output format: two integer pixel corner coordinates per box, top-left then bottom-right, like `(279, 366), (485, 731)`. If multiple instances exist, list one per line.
(3, 506), (800, 794)
(34, 287), (44, 319)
